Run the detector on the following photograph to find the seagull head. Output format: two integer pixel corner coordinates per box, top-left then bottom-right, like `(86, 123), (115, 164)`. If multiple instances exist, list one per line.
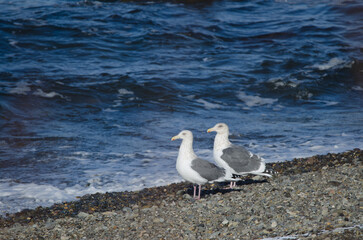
(171, 130), (193, 141)
(207, 123), (229, 134)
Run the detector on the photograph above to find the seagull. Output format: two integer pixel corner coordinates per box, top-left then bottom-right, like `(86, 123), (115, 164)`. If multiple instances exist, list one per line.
(171, 130), (233, 200)
(207, 123), (271, 188)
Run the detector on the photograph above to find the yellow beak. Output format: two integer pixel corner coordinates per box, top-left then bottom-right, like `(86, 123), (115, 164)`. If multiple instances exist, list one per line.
(207, 128), (214, 133)
(171, 135), (179, 141)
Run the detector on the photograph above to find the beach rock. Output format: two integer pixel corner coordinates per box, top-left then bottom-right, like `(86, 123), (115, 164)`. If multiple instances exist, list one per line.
(77, 212), (90, 219)
(0, 149), (361, 240)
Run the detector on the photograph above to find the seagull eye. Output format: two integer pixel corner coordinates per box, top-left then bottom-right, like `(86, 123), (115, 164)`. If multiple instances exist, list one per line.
(182, 133), (186, 135)
(218, 125), (222, 128)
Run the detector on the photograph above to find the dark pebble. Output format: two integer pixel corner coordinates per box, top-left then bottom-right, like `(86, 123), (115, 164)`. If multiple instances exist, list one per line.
(0, 148), (361, 229)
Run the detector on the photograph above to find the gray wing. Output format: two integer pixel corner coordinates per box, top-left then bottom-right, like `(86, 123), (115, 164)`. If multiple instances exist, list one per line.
(191, 158), (225, 181)
(221, 145), (262, 173)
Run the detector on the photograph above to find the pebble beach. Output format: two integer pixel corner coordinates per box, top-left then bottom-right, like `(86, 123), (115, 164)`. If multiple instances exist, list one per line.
(0, 149), (362, 239)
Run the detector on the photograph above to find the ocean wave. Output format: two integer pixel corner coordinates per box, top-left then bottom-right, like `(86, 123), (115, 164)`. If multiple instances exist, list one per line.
(237, 92), (278, 108)
(7, 81), (31, 95)
(118, 88), (134, 95)
(0, 171), (183, 215)
(352, 86), (363, 91)
(311, 58), (353, 71)
(267, 77), (299, 90)
(33, 89), (65, 99)
(195, 98), (223, 110)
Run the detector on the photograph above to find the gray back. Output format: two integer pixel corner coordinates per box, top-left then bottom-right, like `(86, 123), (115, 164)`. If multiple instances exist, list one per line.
(221, 145), (262, 173)
(191, 158), (225, 181)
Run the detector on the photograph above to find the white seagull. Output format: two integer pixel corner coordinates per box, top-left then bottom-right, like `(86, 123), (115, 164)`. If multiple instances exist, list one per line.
(207, 123), (271, 188)
(171, 130), (233, 200)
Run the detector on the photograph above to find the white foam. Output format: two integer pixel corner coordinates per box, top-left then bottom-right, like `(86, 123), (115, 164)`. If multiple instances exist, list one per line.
(273, 104), (284, 111)
(352, 86), (363, 91)
(33, 89), (64, 98)
(0, 148), (186, 215)
(304, 99), (339, 106)
(196, 99), (223, 109)
(8, 81), (31, 95)
(185, 95), (196, 100)
(312, 57), (347, 71)
(0, 170), (183, 215)
(237, 92), (278, 107)
(268, 78), (299, 89)
(118, 88), (134, 95)
(296, 90), (313, 100)
(310, 145), (324, 150)
(73, 151), (91, 156)
(8, 39), (19, 48)
(103, 108), (118, 112)
(300, 140), (311, 146)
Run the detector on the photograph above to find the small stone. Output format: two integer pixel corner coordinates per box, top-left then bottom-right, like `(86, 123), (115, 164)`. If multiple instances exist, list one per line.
(328, 189), (336, 195)
(45, 220), (56, 230)
(209, 231), (220, 238)
(222, 219), (229, 225)
(322, 206), (329, 216)
(183, 194), (192, 199)
(153, 218), (165, 223)
(328, 181), (341, 187)
(126, 213), (139, 220)
(271, 220), (277, 228)
(60, 235), (69, 240)
(286, 209), (298, 217)
(256, 223), (265, 230)
(228, 221), (238, 227)
(122, 207), (132, 212)
(141, 207), (151, 212)
(284, 191), (292, 198)
(176, 190), (184, 195)
(77, 212), (90, 219)
(252, 175), (263, 181)
(102, 211), (116, 216)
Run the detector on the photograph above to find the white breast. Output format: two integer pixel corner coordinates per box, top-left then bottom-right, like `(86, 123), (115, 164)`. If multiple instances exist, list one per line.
(176, 158), (207, 185)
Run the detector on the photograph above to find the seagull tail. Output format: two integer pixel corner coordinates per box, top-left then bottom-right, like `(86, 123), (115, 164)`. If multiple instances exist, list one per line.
(251, 167), (277, 178)
(250, 172), (272, 178)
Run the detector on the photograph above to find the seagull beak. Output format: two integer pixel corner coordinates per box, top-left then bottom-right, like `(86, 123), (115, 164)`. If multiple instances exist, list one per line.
(171, 135), (179, 141)
(207, 128), (214, 133)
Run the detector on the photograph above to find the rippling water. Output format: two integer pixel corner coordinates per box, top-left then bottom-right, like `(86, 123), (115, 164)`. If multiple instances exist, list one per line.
(0, 0), (362, 215)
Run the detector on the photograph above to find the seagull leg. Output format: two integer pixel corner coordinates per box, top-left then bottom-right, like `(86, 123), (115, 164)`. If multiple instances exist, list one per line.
(196, 184), (201, 200)
(223, 181), (234, 189)
(228, 181), (237, 188)
(193, 185), (197, 199)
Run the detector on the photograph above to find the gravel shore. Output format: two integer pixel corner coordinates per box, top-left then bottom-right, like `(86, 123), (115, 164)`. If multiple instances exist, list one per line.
(0, 149), (362, 239)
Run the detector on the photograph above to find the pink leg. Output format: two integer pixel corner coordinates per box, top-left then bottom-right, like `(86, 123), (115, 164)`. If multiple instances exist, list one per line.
(196, 184), (201, 200)
(193, 185), (197, 199)
(233, 182), (236, 187)
(224, 181), (234, 189)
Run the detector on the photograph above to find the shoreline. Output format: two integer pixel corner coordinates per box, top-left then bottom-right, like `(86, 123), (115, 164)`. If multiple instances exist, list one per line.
(0, 149), (361, 239)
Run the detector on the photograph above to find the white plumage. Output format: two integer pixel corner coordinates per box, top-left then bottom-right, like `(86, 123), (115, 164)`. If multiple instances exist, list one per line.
(208, 123), (271, 188)
(172, 130), (232, 199)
